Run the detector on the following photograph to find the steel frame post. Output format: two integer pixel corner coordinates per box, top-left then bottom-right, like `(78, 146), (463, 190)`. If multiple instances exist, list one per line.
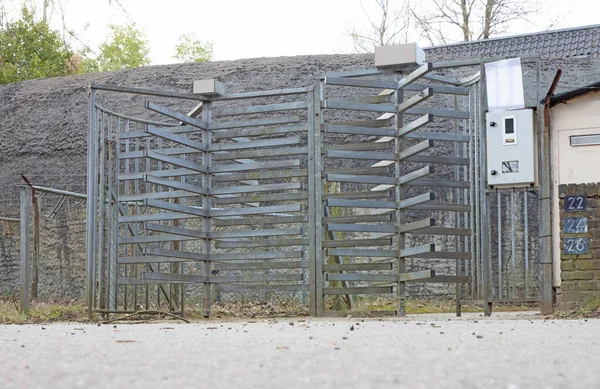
(201, 101), (212, 318)
(395, 80), (406, 316)
(19, 186), (31, 314)
(537, 58), (553, 314)
(308, 86), (317, 316)
(313, 79), (325, 316)
(478, 65), (493, 316)
(85, 88), (98, 320)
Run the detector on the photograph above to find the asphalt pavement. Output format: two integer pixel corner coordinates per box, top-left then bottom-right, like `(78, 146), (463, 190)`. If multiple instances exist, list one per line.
(1, 311), (598, 389)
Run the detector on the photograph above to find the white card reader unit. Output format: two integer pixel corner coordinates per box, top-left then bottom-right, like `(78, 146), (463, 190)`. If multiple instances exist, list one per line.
(486, 109), (536, 187)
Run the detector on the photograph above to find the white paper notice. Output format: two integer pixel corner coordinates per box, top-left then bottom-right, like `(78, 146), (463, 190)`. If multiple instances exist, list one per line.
(484, 58), (525, 113)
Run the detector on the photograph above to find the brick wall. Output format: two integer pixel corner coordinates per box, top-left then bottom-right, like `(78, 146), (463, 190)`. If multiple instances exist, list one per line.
(558, 183), (600, 308)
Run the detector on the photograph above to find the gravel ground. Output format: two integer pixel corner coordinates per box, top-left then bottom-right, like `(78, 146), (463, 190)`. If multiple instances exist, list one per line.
(1, 311), (598, 389)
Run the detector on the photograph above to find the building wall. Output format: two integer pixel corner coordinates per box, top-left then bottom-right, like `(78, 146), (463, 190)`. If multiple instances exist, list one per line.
(557, 183), (600, 309)
(551, 91), (600, 287)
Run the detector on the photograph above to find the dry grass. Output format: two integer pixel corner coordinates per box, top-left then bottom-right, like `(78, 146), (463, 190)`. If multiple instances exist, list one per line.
(0, 301), (88, 324)
(552, 297), (600, 319)
(0, 296), (539, 324)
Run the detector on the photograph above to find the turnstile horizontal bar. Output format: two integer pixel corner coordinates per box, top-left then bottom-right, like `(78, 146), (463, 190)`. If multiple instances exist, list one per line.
(323, 287), (393, 295)
(399, 166), (432, 185)
(326, 274), (397, 282)
(407, 227), (472, 236)
(326, 149), (395, 161)
(143, 247), (207, 261)
(215, 192), (308, 205)
(119, 190), (198, 202)
(331, 119), (389, 128)
(213, 124), (306, 139)
(119, 212), (202, 223)
(323, 262), (394, 271)
(119, 168), (198, 181)
(419, 275), (471, 283)
(212, 204), (301, 217)
(120, 147), (200, 158)
(326, 174), (396, 185)
(324, 76), (397, 89)
(404, 83), (469, 95)
(211, 182), (301, 195)
(400, 244), (435, 257)
(134, 272), (304, 284)
(323, 238), (391, 248)
(145, 126), (207, 151)
(324, 142), (391, 152)
(144, 199), (207, 217)
(213, 101), (308, 117)
(398, 139), (433, 160)
(397, 88), (433, 114)
(213, 215), (308, 227)
(326, 199), (397, 209)
(210, 115), (301, 130)
(213, 169), (308, 182)
(325, 100), (396, 113)
(326, 124), (396, 137)
(211, 251), (304, 261)
(118, 255), (199, 264)
(405, 131), (470, 143)
(211, 136), (301, 152)
(410, 203), (471, 212)
(406, 107), (469, 119)
(119, 233), (199, 244)
(406, 155), (470, 165)
(398, 114), (433, 137)
(146, 102), (208, 129)
(323, 214), (393, 224)
(213, 261), (308, 271)
(211, 160), (301, 173)
(408, 251), (472, 260)
(212, 86), (311, 101)
(326, 224), (396, 233)
(214, 284), (308, 293)
(215, 238), (309, 248)
(213, 146), (308, 161)
(399, 192), (434, 209)
(145, 150), (207, 173)
(409, 179), (470, 189)
(324, 191), (390, 200)
(398, 218), (434, 233)
(399, 270), (435, 282)
(144, 175), (207, 195)
(327, 248), (397, 257)
(324, 166), (390, 176)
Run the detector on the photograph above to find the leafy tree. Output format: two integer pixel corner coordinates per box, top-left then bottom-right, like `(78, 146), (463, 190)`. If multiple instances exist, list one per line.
(84, 24), (150, 72)
(173, 33), (213, 63)
(0, 7), (73, 84)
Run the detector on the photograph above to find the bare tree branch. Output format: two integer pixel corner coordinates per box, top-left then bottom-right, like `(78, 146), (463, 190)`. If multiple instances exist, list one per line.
(346, 0), (412, 53)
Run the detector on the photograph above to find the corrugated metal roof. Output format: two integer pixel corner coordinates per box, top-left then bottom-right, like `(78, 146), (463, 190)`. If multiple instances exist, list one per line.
(425, 24), (600, 59)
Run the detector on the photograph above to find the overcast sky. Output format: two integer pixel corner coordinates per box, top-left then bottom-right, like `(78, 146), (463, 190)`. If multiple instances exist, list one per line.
(6, 0), (600, 64)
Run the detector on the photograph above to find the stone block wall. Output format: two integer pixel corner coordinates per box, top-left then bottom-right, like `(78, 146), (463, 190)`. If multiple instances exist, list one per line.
(558, 183), (600, 308)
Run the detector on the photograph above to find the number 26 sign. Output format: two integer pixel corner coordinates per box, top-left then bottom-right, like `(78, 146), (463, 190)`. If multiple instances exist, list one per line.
(564, 237), (589, 255)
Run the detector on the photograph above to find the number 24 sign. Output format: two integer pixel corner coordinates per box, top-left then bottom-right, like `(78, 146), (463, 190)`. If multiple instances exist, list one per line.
(564, 195), (586, 212)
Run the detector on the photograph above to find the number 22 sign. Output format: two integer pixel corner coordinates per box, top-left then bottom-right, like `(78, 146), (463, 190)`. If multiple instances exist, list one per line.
(564, 195), (586, 212)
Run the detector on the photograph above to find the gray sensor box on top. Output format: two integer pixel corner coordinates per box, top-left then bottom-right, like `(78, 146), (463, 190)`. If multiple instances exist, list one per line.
(374, 43), (426, 71)
(193, 79), (225, 96)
